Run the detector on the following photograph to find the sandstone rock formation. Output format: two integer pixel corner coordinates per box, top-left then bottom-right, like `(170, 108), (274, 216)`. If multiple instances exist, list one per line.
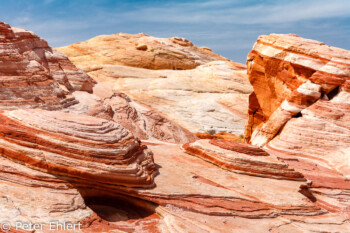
(245, 34), (350, 146)
(2, 20), (350, 232)
(245, 33), (350, 219)
(0, 22), (95, 100)
(0, 21), (195, 143)
(59, 36), (252, 135)
(67, 83), (197, 143)
(0, 108), (157, 187)
(58, 33), (228, 70)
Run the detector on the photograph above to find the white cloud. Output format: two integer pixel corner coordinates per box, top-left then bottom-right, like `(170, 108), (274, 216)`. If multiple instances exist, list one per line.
(111, 0), (350, 24)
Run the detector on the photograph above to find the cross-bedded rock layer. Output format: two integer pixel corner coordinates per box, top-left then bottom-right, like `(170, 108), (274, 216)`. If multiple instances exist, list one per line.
(0, 21), (195, 143)
(0, 108), (157, 187)
(245, 34), (350, 146)
(0, 21), (95, 110)
(245, 34), (350, 218)
(2, 21), (350, 232)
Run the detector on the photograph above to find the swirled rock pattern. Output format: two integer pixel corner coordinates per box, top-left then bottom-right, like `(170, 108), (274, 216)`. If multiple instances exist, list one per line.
(2, 20), (350, 232)
(67, 83), (197, 143)
(182, 139), (304, 180)
(0, 21), (196, 143)
(0, 108), (157, 187)
(245, 34), (350, 219)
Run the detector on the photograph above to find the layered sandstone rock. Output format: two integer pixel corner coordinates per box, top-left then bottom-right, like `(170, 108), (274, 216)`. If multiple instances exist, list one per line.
(59, 34), (252, 135)
(2, 20), (350, 232)
(0, 108), (157, 187)
(67, 83), (197, 143)
(58, 33), (228, 70)
(245, 34), (350, 146)
(245, 34), (350, 218)
(182, 139), (305, 180)
(0, 108), (159, 231)
(0, 22), (95, 108)
(0, 21), (195, 143)
(133, 142), (350, 232)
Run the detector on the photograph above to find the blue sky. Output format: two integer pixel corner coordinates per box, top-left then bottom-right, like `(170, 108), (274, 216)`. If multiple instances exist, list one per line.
(1, 0), (350, 63)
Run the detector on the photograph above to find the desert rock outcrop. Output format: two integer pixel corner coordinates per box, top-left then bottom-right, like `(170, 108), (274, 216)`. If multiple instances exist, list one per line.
(58, 33), (228, 70)
(245, 34), (350, 146)
(2, 20), (350, 232)
(67, 83), (197, 143)
(0, 22), (95, 102)
(59, 36), (253, 135)
(245, 33), (350, 218)
(0, 21), (195, 143)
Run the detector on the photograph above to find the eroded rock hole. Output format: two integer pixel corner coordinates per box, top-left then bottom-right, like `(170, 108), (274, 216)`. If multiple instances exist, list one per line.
(85, 195), (158, 223)
(292, 112), (302, 118)
(326, 86), (339, 100)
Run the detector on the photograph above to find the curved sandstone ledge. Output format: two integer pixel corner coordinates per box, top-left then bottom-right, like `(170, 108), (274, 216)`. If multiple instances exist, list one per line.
(68, 143), (324, 220)
(182, 139), (305, 181)
(0, 108), (157, 188)
(245, 34), (350, 146)
(209, 139), (269, 156)
(0, 137), (343, 232)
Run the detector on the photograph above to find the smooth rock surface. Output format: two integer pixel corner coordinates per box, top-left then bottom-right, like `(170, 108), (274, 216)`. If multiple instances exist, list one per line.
(58, 33), (228, 70)
(59, 34), (252, 135)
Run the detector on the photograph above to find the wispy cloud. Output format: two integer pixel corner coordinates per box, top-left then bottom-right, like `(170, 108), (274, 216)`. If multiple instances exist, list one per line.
(110, 0), (350, 24)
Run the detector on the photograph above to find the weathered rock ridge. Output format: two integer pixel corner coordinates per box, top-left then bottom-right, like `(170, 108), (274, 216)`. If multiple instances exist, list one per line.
(58, 33), (228, 70)
(245, 33), (350, 146)
(58, 34), (253, 136)
(0, 21), (194, 143)
(245, 33), (350, 220)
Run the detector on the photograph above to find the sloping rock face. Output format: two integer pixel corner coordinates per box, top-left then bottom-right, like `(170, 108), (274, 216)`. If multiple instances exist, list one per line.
(182, 139), (305, 180)
(245, 34), (350, 218)
(58, 33), (228, 70)
(3, 21), (350, 232)
(0, 22), (95, 102)
(59, 36), (252, 135)
(245, 34), (350, 146)
(0, 21), (195, 143)
(178, 139), (350, 232)
(67, 83), (197, 143)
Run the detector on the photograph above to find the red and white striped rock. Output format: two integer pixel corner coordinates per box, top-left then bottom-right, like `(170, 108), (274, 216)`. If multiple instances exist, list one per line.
(67, 83), (197, 143)
(182, 139), (305, 180)
(245, 34), (350, 218)
(0, 21), (95, 110)
(0, 108), (157, 187)
(245, 34), (350, 146)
